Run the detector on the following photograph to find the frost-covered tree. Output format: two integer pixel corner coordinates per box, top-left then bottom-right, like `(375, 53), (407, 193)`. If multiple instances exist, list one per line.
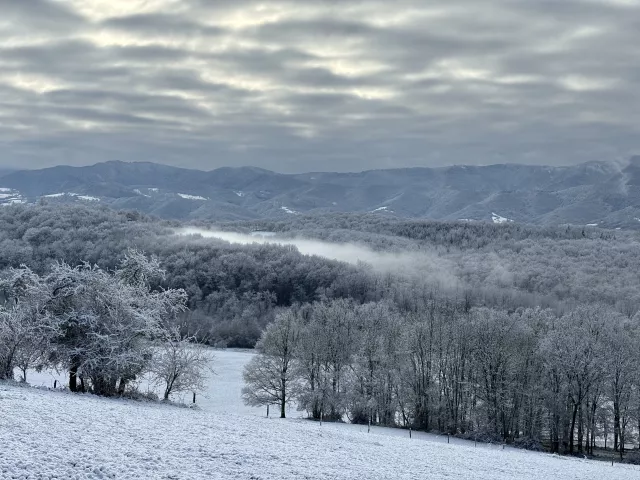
(116, 248), (164, 289)
(541, 305), (608, 454)
(349, 301), (403, 426)
(603, 312), (639, 457)
(295, 299), (359, 421)
(0, 305), (52, 381)
(1, 253), (187, 396)
(0, 267), (57, 381)
(242, 309), (300, 418)
(50, 260), (186, 396)
(151, 329), (213, 401)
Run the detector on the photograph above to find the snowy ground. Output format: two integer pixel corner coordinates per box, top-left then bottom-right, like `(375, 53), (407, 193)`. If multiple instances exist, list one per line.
(2, 350), (640, 479)
(17, 349), (274, 418)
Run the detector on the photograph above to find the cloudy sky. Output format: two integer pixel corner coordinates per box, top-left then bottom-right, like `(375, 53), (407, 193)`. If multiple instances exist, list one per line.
(0, 0), (639, 172)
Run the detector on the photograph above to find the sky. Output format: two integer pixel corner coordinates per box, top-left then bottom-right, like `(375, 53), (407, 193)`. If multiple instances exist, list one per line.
(0, 0), (639, 173)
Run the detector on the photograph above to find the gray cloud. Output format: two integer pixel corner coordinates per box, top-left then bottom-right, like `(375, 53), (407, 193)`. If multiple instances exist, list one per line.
(0, 0), (638, 172)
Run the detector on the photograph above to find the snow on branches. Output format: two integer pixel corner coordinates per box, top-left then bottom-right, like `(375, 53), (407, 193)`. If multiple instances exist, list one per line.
(0, 251), (209, 401)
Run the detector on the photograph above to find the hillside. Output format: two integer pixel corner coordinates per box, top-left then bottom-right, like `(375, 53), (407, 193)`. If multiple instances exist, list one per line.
(2, 349), (640, 480)
(1, 158), (640, 227)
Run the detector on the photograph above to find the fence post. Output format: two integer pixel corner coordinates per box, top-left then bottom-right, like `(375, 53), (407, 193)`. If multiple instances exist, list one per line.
(267, 405), (269, 417)
(192, 392), (196, 404)
(409, 428), (412, 439)
(53, 380), (57, 389)
(368, 419), (370, 433)
(447, 434), (450, 444)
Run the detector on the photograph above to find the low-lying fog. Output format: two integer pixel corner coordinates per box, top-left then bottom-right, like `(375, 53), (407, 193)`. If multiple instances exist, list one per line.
(174, 227), (459, 287)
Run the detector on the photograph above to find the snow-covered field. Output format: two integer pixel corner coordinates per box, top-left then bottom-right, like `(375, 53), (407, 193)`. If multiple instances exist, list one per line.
(2, 350), (640, 480)
(17, 349), (276, 418)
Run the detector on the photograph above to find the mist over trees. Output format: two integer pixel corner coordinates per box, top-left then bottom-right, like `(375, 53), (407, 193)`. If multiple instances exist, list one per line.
(2, 203), (640, 456)
(2, 204), (639, 348)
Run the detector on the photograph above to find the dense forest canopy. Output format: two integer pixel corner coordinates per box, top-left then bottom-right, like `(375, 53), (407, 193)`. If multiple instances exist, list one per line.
(1, 204), (640, 347)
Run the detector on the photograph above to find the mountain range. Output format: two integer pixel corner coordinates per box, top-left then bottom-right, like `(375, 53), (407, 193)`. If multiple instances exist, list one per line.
(1, 158), (639, 228)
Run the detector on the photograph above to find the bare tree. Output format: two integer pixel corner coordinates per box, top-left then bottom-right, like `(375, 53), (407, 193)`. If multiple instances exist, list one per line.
(151, 329), (213, 401)
(242, 309), (300, 418)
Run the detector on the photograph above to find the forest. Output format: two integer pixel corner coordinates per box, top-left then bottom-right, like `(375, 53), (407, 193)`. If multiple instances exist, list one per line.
(1, 203), (640, 458)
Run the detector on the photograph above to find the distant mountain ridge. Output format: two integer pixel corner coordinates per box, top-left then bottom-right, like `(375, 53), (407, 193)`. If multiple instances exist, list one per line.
(1, 158), (639, 228)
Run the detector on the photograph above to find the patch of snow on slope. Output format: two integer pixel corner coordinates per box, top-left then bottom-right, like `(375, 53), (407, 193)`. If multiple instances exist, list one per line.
(43, 192), (99, 202)
(0, 187), (13, 192)
(372, 206), (390, 212)
(43, 192), (74, 198)
(177, 193), (208, 201)
(234, 191), (245, 197)
(281, 206), (298, 214)
(492, 212), (513, 224)
(133, 189), (150, 197)
(586, 223), (598, 227)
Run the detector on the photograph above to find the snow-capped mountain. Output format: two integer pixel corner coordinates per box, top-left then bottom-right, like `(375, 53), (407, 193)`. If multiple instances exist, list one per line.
(1, 157), (640, 227)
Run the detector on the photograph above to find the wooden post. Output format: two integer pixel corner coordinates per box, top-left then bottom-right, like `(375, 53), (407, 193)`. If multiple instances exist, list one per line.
(368, 419), (370, 433)
(53, 380), (57, 389)
(409, 428), (411, 438)
(447, 434), (450, 444)
(267, 405), (269, 417)
(320, 411), (323, 427)
(192, 392), (196, 404)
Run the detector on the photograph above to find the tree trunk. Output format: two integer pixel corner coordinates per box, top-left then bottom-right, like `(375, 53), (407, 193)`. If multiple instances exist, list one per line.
(620, 421), (625, 460)
(577, 402), (584, 454)
(280, 377), (286, 418)
(590, 399), (597, 455)
(118, 378), (127, 395)
(69, 363), (78, 392)
(569, 402), (578, 454)
(614, 398), (620, 452)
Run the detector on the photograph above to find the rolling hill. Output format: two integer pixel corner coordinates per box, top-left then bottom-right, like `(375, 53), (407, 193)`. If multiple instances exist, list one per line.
(1, 157), (639, 227)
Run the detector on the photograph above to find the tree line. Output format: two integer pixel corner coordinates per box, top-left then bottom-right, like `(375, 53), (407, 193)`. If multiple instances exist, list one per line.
(244, 297), (640, 458)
